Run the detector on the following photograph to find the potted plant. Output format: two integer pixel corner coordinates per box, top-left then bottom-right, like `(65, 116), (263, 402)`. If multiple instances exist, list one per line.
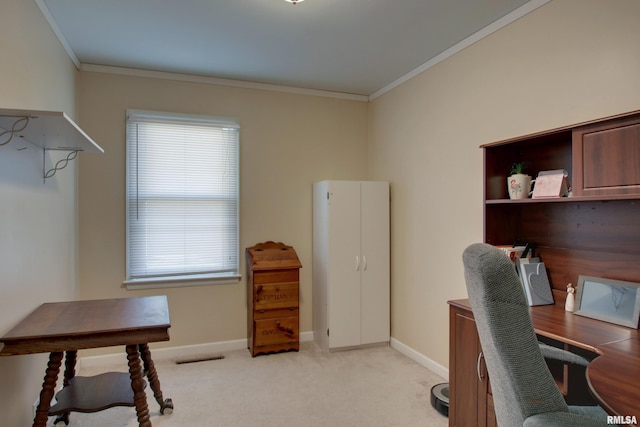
(507, 162), (532, 199)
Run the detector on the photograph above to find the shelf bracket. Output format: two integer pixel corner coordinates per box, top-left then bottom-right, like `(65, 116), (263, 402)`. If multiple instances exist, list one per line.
(0, 115), (30, 147)
(43, 148), (81, 181)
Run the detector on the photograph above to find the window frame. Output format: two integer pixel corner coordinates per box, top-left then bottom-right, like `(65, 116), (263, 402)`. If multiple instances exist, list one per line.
(123, 109), (241, 290)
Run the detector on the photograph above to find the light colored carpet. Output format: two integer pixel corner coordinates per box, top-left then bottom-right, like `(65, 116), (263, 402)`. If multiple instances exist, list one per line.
(52, 342), (449, 426)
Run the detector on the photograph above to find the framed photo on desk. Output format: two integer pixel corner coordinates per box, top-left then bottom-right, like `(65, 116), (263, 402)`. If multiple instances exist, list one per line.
(574, 275), (640, 329)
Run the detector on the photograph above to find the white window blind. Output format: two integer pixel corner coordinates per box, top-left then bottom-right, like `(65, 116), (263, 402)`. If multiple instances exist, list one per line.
(126, 110), (239, 284)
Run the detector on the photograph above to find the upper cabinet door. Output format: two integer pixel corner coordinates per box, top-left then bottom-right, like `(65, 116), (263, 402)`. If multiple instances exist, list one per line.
(360, 181), (390, 345)
(572, 114), (640, 197)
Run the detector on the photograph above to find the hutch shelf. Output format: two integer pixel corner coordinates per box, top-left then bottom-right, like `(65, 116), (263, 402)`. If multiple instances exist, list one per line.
(483, 109), (640, 303)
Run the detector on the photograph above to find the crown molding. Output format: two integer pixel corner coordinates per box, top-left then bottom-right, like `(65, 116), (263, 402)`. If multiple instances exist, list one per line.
(35, 0), (80, 69)
(36, 0), (550, 102)
(80, 64), (369, 102)
(369, 0), (551, 101)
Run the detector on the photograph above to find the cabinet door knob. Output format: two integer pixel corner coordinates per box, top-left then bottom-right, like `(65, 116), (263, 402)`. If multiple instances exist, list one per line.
(355, 256), (360, 271)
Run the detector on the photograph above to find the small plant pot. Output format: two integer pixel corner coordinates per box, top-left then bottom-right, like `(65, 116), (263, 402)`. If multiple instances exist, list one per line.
(507, 174), (532, 199)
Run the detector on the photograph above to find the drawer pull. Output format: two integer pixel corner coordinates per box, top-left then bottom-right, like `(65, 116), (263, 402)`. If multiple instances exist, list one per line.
(477, 351), (485, 381)
(275, 321), (295, 337)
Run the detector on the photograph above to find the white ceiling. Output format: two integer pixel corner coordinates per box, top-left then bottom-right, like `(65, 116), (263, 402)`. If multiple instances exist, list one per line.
(38, 0), (543, 98)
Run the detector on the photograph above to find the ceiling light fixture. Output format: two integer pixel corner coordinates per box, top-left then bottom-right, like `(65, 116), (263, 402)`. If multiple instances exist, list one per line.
(285, 0), (304, 4)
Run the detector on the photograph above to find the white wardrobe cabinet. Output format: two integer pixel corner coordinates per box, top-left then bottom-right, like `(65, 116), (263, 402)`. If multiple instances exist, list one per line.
(312, 180), (390, 351)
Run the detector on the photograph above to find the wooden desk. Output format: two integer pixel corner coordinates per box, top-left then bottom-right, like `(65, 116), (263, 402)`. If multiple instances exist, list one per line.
(527, 302), (640, 417)
(0, 296), (173, 427)
(449, 299), (640, 426)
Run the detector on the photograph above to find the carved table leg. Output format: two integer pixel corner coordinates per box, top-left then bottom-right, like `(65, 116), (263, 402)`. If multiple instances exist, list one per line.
(139, 343), (173, 414)
(33, 351), (63, 427)
(126, 344), (152, 427)
(53, 350), (77, 426)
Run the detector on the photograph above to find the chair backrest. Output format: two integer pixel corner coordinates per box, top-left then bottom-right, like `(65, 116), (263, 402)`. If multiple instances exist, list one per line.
(462, 243), (568, 426)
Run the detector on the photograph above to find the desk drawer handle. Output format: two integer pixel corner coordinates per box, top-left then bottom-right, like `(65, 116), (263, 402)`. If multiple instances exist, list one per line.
(477, 352), (485, 381)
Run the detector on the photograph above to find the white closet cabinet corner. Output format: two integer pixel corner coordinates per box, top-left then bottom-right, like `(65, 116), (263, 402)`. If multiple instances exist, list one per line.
(312, 180), (390, 351)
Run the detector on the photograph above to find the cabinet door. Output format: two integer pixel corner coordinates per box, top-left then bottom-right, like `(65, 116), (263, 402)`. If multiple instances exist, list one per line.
(450, 304), (494, 427)
(450, 307), (481, 427)
(572, 115), (640, 197)
(327, 181), (362, 348)
(360, 181), (390, 345)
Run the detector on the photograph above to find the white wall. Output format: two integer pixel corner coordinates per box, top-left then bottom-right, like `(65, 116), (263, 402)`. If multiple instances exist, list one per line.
(369, 0), (640, 368)
(0, 0), (79, 425)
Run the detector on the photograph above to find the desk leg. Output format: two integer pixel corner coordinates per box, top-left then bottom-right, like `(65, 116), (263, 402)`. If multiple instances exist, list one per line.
(33, 351), (63, 427)
(139, 343), (173, 415)
(126, 344), (152, 427)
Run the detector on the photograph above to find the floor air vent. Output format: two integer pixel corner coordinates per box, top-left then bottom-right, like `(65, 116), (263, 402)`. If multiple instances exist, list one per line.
(175, 354), (225, 364)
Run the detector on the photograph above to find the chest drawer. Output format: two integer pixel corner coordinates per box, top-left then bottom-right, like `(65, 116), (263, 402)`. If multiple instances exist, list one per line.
(253, 282), (299, 311)
(253, 317), (299, 347)
(254, 307), (299, 320)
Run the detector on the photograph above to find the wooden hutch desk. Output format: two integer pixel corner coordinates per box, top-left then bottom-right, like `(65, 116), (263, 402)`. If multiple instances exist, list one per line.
(451, 109), (640, 426)
(449, 299), (640, 427)
(0, 296), (173, 427)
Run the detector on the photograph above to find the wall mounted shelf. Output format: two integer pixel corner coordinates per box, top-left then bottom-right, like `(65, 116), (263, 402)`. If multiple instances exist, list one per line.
(0, 108), (103, 180)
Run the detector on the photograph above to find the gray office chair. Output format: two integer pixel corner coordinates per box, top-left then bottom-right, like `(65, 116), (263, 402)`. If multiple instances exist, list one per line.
(462, 243), (612, 427)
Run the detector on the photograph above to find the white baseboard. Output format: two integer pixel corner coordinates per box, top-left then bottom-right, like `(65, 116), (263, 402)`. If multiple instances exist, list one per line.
(79, 331), (315, 369)
(390, 337), (449, 381)
(78, 332), (447, 382)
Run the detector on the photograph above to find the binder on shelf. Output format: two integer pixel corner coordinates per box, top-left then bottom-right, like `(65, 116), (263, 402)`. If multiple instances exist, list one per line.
(518, 261), (554, 306)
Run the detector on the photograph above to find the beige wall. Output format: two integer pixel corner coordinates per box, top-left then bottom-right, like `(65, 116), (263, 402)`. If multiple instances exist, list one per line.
(369, 0), (640, 368)
(0, 0), (79, 424)
(77, 72), (369, 353)
(4, 5), (640, 424)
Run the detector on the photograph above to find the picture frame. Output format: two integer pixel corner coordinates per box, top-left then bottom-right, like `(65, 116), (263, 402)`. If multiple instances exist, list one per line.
(574, 275), (640, 329)
(531, 169), (570, 199)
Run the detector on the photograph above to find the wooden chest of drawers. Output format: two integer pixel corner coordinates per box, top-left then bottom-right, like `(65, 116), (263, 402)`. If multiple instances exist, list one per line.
(246, 241), (301, 357)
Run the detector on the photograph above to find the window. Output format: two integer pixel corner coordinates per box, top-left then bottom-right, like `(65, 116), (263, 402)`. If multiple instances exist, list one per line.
(125, 110), (240, 288)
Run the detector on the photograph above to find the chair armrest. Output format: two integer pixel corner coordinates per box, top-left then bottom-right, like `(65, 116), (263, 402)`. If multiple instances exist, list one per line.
(538, 342), (590, 367)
